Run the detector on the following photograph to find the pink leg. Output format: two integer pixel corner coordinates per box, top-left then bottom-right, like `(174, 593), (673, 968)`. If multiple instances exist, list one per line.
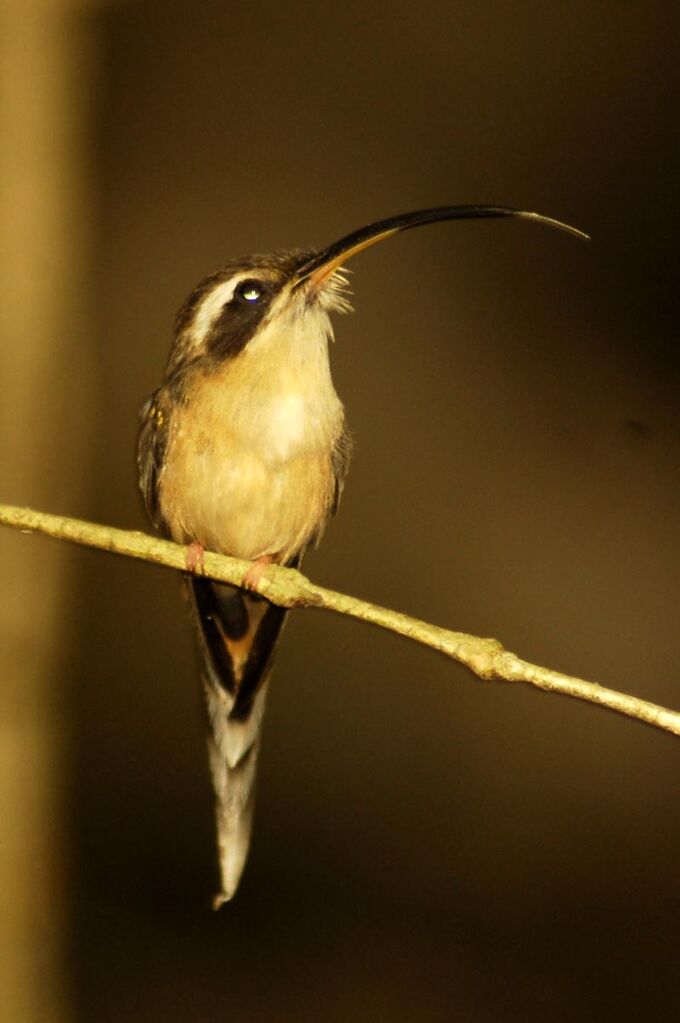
(185, 541), (206, 575)
(241, 554), (273, 591)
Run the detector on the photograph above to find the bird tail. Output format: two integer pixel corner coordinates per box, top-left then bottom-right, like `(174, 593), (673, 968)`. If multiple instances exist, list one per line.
(187, 577), (289, 907)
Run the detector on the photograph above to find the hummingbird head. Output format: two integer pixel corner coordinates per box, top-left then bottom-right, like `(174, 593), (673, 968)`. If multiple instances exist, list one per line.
(170, 205), (588, 372)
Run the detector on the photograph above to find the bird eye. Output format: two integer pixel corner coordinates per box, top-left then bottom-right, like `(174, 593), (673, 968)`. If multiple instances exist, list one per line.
(236, 279), (264, 303)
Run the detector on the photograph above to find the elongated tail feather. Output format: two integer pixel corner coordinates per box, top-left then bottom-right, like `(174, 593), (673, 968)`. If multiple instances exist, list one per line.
(187, 577), (290, 906)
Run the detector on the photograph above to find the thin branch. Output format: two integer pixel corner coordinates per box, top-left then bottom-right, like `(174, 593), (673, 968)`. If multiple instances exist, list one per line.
(1, 502), (678, 738)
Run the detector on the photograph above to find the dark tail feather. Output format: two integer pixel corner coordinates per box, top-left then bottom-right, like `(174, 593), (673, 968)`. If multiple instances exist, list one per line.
(187, 576), (289, 905)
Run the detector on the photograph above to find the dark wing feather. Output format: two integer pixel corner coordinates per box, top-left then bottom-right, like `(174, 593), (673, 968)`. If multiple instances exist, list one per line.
(137, 390), (169, 528)
(331, 426), (353, 515)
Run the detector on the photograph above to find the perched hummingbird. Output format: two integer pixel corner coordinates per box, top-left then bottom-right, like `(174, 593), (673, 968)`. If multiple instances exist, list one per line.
(137, 205), (586, 906)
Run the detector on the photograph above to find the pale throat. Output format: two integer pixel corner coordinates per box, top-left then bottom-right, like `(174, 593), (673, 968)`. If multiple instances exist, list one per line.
(226, 303), (344, 464)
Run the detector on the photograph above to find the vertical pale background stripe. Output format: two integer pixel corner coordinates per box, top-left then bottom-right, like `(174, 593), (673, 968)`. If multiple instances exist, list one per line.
(0, 2), (96, 1019)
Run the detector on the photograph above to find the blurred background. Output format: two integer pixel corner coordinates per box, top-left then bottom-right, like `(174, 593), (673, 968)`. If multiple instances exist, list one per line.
(1, 1), (679, 1020)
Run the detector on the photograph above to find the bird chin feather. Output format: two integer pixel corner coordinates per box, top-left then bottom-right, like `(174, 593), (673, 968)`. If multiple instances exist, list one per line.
(316, 268), (353, 315)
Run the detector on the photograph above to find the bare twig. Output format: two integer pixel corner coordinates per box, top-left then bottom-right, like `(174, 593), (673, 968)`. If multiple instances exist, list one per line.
(1, 503), (678, 738)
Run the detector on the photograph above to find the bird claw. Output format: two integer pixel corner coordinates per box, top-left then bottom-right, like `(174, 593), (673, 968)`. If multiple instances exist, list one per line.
(241, 555), (273, 591)
(185, 541), (206, 575)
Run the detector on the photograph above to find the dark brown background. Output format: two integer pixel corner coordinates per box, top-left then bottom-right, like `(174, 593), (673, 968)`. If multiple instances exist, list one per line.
(7, 2), (680, 1020)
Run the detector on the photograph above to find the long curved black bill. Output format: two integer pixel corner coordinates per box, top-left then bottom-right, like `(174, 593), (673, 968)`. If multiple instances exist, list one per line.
(294, 205), (589, 290)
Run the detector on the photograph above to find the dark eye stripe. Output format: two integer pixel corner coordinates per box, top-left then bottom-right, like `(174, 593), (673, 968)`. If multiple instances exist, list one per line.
(205, 278), (275, 362)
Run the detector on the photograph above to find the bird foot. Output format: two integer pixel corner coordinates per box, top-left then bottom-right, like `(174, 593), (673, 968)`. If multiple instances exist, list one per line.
(241, 555), (273, 592)
(185, 541), (206, 575)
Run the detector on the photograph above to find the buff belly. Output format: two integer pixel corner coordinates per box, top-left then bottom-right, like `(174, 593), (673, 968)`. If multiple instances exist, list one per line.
(159, 429), (336, 563)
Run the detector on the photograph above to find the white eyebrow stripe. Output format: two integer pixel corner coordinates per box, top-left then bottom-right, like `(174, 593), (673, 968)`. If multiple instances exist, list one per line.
(189, 272), (257, 348)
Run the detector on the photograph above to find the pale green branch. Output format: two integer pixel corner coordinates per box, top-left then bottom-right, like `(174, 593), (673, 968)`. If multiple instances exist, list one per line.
(1, 502), (678, 738)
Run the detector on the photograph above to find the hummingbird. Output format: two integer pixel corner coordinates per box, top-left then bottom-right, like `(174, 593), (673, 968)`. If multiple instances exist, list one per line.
(137, 205), (587, 906)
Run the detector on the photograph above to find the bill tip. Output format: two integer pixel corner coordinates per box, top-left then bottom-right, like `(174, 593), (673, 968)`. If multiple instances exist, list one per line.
(517, 209), (590, 241)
